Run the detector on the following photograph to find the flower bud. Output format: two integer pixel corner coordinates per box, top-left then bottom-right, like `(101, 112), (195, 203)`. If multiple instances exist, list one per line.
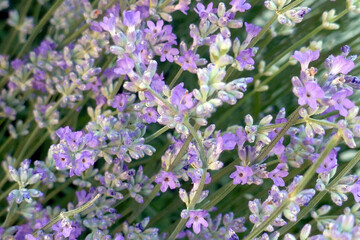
(227, 20), (243, 29)
(245, 114), (253, 126)
(338, 175), (358, 185)
(198, 190), (209, 203)
(347, 0), (360, 13)
(217, 2), (226, 17)
(322, 10), (340, 30)
(179, 188), (189, 206)
(260, 115), (273, 125)
(208, 160), (223, 170)
(285, 7), (311, 24)
(264, 1), (278, 11)
(200, 125), (215, 139)
(278, 14), (291, 26)
(315, 179), (326, 191)
(340, 214), (355, 232)
(195, 118), (208, 126)
(300, 224), (312, 240)
(284, 234), (296, 240)
(180, 209), (189, 218)
(331, 191), (347, 206)
(8, 165), (19, 183)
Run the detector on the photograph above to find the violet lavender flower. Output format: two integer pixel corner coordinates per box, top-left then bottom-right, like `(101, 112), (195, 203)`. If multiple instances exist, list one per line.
(184, 210), (209, 234)
(236, 48), (255, 70)
(230, 0), (251, 13)
(268, 164), (289, 187)
(326, 54), (355, 75)
(230, 165), (253, 185)
(155, 171), (180, 192)
(2, 1), (360, 240)
(296, 81), (325, 109)
(292, 49), (320, 71)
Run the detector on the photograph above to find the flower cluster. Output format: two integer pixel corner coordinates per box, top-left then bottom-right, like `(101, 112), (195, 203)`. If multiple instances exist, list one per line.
(0, 0), (360, 239)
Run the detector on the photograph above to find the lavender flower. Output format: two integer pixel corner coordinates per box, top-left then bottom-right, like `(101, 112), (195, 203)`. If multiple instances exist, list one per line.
(268, 163), (289, 187)
(229, 0), (251, 13)
(184, 210), (209, 234)
(1, 1), (360, 239)
(230, 165), (253, 185)
(295, 81), (325, 109)
(292, 50), (320, 71)
(236, 48), (255, 70)
(155, 171), (180, 192)
(326, 54), (355, 75)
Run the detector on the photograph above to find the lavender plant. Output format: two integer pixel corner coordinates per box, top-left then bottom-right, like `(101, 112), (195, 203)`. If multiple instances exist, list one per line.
(0, 0), (360, 239)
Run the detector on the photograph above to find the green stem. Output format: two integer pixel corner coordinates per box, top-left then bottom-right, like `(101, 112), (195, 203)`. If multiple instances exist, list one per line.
(142, 144), (170, 172)
(110, 77), (125, 99)
(46, 92), (70, 118)
(120, 128), (197, 225)
(245, 1), (305, 50)
(244, 133), (340, 240)
(279, 147), (360, 235)
(17, 0), (65, 58)
(158, 0), (172, 9)
(256, 32), (274, 54)
(248, 13), (277, 48)
(119, 0), (128, 12)
(279, 0), (305, 13)
(168, 170), (207, 239)
(2, 201), (17, 227)
(223, 67), (235, 83)
(258, 118), (304, 131)
(332, 9), (350, 22)
(308, 118), (337, 128)
(259, 117), (338, 132)
(290, 134), (340, 196)
(199, 182), (236, 210)
(253, 106), (302, 164)
(144, 126), (170, 143)
(147, 87), (177, 113)
(127, 184), (161, 223)
(34, 194), (101, 236)
(183, 121), (205, 165)
(169, 68), (184, 88)
(168, 128), (196, 172)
